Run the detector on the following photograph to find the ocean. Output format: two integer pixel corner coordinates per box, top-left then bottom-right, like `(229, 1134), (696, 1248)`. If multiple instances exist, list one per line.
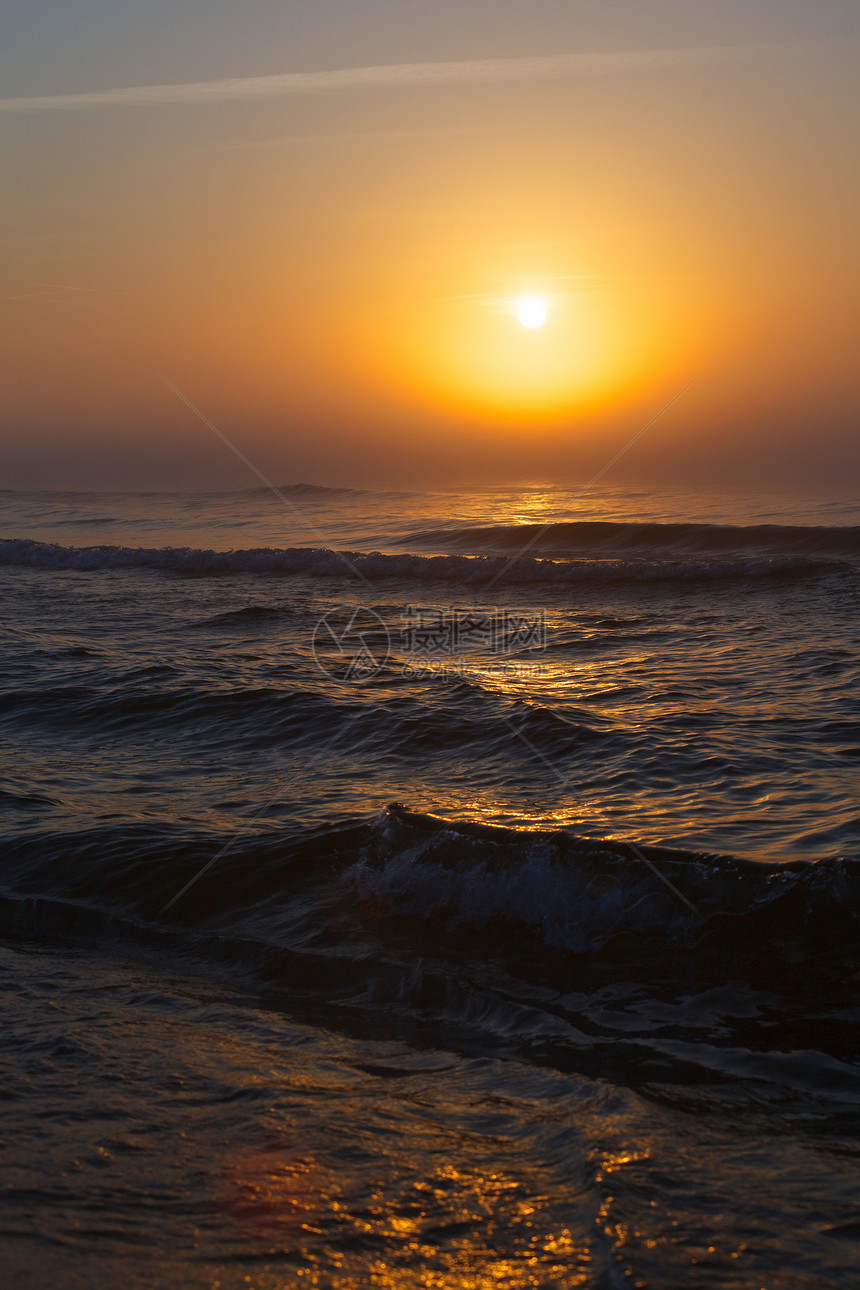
(1, 481), (858, 1289)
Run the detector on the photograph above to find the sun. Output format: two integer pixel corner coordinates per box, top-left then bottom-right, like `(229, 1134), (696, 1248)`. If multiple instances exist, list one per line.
(516, 297), (548, 329)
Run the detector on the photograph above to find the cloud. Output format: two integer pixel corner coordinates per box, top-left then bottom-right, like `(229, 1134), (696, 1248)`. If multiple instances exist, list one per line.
(203, 124), (499, 152)
(3, 283), (122, 303)
(0, 45), (792, 114)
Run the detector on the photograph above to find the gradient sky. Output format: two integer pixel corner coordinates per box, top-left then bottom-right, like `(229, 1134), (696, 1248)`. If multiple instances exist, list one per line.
(1, 0), (857, 490)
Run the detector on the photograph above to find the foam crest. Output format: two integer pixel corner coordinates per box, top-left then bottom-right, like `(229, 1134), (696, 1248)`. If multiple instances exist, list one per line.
(0, 538), (846, 585)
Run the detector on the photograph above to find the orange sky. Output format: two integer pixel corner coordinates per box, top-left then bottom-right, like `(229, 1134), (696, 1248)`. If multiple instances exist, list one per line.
(1, 3), (857, 489)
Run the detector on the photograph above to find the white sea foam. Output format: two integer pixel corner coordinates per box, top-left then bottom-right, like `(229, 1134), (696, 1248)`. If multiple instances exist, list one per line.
(0, 538), (843, 585)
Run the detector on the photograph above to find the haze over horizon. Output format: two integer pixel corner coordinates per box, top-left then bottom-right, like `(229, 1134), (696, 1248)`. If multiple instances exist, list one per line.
(2, 0), (858, 493)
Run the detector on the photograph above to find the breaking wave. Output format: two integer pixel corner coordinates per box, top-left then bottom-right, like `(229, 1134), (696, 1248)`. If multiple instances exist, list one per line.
(1, 806), (856, 978)
(0, 538), (849, 585)
(404, 519), (860, 561)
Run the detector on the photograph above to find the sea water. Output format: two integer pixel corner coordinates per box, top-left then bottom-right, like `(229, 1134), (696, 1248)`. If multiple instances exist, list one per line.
(1, 481), (858, 1288)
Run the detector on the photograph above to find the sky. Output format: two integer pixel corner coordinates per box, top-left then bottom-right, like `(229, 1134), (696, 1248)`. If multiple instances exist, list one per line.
(1, 0), (858, 490)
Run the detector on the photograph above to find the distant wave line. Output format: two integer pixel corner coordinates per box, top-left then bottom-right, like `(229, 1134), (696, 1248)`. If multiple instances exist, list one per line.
(0, 538), (848, 585)
(0, 44), (795, 114)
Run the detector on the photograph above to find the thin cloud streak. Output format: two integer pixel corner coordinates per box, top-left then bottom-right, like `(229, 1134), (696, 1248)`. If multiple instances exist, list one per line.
(3, 283), (124, 303)
(203, 124), (498, 152)
(0, 44), (794, 114)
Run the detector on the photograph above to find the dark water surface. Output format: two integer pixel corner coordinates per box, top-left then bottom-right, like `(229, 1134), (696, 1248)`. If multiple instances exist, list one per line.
(1, 483), (858, 1288)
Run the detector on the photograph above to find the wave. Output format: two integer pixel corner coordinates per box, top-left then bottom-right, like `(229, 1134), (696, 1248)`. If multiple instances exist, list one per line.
(0, 538), (849, 586)
(1, 805), (856, 969)
(50, 516), (122, 526)
(0, 674), (616, 758)
(348, 806), (860, 957)
(2, 803), (858, 1082)
(190, 605), (287, 628)
(0, 679), (350, 747)
(249, 482), (366, 498)
(404, 520), (860, 562)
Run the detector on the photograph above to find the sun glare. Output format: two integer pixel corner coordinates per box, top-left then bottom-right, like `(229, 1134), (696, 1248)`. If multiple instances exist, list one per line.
(517, 298), (548, 329)
(375, 272), (654, 418)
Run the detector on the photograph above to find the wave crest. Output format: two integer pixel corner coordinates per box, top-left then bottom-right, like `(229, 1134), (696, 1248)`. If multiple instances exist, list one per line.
(404, 520), (860, 561)
(347, 806), (860, 955)
(0, 538), (847, 585)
